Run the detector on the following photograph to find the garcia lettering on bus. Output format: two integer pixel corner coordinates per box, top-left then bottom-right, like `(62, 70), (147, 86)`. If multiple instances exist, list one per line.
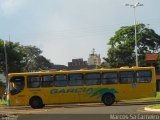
(50, 88), (94, 94)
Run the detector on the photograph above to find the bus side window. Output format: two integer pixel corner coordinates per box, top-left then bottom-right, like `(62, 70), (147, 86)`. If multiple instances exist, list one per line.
(136, 70), (152, 83)
(85, 73), (101, 85)
(54, 74), (67, 87)
(68, 74), (84, 86)
(102, 72), (118, 84)
(119, 71), (134, 84)
(27, 76), (41, 88)
(41, 75), (53, 87)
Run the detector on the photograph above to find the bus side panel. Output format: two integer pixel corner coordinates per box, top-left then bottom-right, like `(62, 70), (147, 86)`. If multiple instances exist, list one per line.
(78, 85), (119, 103)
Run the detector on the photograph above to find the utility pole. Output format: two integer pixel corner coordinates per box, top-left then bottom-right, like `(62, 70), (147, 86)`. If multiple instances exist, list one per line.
(4, 37), (9, 92)
(125, 2), (143, 67)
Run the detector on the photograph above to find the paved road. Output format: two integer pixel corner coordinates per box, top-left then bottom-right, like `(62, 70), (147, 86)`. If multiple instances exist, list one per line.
(1, 102), (160, 120)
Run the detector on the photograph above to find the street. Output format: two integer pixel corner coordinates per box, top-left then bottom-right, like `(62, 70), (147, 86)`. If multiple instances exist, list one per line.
(1, 101), (160, 120)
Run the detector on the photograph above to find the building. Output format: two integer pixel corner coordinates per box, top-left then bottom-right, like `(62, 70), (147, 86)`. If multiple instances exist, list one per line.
(145, 53), (159, 67)
(145, 53), (160, 91)
(52, 64), (68, 70)
(68, 58), (88, 70)
(88, 48), (101, 66)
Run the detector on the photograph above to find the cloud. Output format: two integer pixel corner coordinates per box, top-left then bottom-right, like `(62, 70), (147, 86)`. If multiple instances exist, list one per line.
(1, 0), (155, 65)
(0, 0), (27, 15)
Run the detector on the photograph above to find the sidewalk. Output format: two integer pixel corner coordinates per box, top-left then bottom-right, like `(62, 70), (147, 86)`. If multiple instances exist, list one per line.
(145, 106), (160, 112)
(0, 106), (48, 115)
(118, 99), (160, 105)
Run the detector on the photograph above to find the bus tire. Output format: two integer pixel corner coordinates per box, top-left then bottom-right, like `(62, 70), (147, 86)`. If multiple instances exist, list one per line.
(102, 93), (115, 106)
(29, 96), (44, 109)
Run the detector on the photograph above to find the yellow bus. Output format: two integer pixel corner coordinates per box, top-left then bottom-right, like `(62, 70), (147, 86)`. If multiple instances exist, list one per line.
(6, 66), (156, 109)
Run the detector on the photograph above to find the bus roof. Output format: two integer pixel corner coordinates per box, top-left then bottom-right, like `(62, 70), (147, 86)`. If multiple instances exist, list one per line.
(8, 66), (155, 76)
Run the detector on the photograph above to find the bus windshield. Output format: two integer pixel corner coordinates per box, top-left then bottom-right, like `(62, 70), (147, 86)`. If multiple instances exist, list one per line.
(10, 76), (25, 95)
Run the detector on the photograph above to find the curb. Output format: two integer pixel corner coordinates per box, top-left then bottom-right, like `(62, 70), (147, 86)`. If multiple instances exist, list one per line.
(144, 107), (160, 112)
(121, 100), (160, 103)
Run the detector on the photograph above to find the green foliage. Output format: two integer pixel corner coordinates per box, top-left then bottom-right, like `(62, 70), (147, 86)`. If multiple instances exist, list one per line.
(0, 39), (54, 73)
(105, 24), (160, 68)
(6, 41), (25, 72)
(34, 55), (54, 70)
(21, 45), (42, 71)
(0, 100), (6, 105)
(0, 80), (2, 85)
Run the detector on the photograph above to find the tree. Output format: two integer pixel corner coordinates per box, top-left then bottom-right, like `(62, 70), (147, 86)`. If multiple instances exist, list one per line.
(105, 24), (160, 68)
(0, 40), (4, 71)
(0, 80), (2, 86)
(0, 40), (25, 73)
(0, 39), (54, 73)
(34, 55), (54, 70)
(21, 45), (42, 71)
(19, 45), (54, 72)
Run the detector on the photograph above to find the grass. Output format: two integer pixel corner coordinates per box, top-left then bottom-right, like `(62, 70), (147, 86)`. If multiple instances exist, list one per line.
(142, 92), (160, 109)
(122, 92), (160, 102)
(0, 99), (6, 105)
(148, 104), (160, 109)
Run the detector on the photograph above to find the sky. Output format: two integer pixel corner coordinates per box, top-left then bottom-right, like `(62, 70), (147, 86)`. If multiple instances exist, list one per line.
(0, 0), (160, 65)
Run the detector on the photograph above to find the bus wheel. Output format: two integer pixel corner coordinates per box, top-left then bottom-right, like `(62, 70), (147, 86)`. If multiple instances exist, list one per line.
(29, 97), (44, 109)
(102, 94), (115, 106)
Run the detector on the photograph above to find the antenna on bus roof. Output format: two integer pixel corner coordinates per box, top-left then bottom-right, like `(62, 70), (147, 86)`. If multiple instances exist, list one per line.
(120, 66), (129, 69)
(80, 68), (89, 70)
(59, 69), (68, 72)
(131, 66), (139, 68)
(39, 69), (57, 72)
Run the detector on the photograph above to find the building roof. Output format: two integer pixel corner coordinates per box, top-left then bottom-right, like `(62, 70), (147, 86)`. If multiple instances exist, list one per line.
(145, 53), (158, 61)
